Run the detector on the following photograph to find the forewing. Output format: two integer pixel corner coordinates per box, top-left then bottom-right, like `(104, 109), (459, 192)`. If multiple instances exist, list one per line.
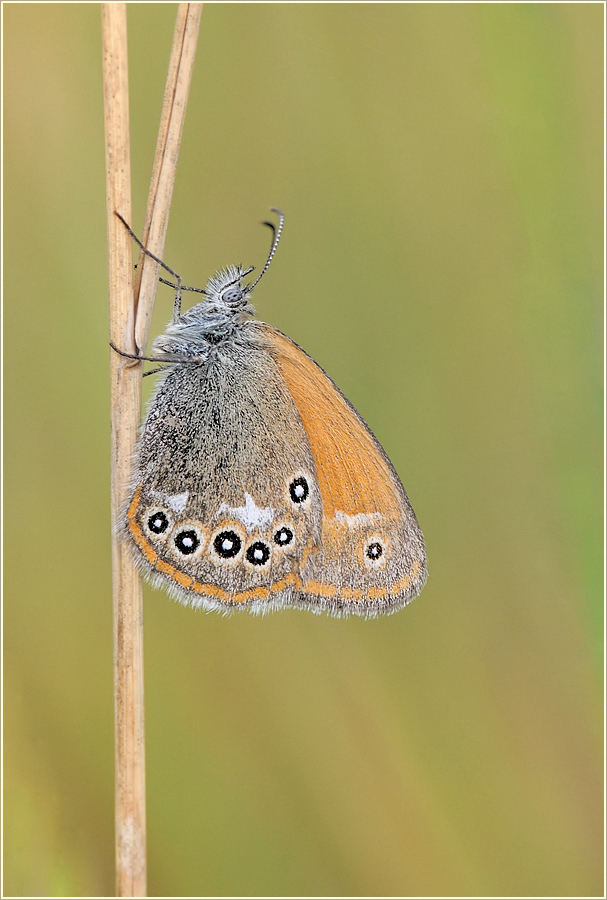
(260, 324), (427, 616)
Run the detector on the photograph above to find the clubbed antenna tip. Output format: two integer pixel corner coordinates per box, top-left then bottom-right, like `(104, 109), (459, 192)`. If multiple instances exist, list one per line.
(247, 208), (284, 292)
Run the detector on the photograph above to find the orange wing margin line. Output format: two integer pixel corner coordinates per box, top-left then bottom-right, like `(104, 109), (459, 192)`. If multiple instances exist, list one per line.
(263, 327), (402, 521)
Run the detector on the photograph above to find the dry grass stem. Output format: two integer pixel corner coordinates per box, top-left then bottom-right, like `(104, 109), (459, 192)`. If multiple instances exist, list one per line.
(104, 3), (202, 896)
(134, 2), (203, 352)
(102, 4), (146, 896)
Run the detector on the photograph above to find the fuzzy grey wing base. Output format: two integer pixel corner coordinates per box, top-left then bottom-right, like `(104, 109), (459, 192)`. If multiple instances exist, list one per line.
(123, 340), (323, 611)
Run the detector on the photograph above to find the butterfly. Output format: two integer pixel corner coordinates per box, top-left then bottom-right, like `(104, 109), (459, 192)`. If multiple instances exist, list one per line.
(112, 209), (427, 616)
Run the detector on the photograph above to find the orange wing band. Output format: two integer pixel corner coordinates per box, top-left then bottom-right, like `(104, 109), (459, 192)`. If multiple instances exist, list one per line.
(265, 328), (403, 521)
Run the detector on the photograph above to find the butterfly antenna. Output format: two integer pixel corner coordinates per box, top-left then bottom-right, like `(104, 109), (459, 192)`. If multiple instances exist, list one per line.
(247, 207), (284, 291)
(114, 211), (183, 284)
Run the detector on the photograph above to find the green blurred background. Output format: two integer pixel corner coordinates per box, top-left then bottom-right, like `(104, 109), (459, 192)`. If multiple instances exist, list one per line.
(4, 3), (603, 897)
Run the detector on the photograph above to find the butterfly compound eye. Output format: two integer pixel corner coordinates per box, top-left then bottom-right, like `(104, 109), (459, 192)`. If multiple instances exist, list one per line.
(222, 286), (242, 304)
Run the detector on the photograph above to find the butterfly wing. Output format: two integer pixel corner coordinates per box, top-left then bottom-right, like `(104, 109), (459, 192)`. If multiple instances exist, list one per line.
(124, 341), (324, 612)
(259, 324), (427, 616)
(124, 324), (426, 617)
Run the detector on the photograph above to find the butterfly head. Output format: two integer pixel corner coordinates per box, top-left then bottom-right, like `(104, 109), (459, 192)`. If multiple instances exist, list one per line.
(203, 264), (255, 310)
(155, 209), (285, 348)
(180, 208), (285, 326)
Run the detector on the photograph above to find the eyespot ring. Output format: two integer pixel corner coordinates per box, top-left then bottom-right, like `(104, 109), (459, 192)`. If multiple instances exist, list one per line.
(167, 520), (206, 559)
(174, 530), (200, 555)
(209, 522), (245, 565)
(214, 530), (242, 559)
(362, 534), (389, 569)
(245, 540), (272, 568)
(273, 524), (295, 549)
(287, 472), (313, 511)
(143, 507), (173, 541)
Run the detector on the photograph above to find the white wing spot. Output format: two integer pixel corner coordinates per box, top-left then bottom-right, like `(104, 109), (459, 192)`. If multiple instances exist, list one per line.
(167, 492), (189, 513)
(217, 493), (275, 530)
(149, 490), (189, 513)
(335, 511), (384, 528)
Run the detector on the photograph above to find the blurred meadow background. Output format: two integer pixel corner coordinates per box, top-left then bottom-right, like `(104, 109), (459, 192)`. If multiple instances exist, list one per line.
(3, 3), (604, 897)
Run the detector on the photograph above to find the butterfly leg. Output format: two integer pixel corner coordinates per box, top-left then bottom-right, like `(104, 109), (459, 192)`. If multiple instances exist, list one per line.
(114, 211), (186, 324)
(109, 341), (206, 373)
(115, 212), (211, 324)
(158, 276), (208, 324)
(109, 341), (167, 363)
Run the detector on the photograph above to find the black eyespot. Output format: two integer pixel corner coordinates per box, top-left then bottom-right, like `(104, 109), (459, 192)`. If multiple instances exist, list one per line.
(148, 511), (169, 534)
(289, 476), (309, 504)
(246, 541), (271, 566)
(174, 529), (200, 555)
(222, 287), (242, 303)
(213, 530), (241, 559)
(274, 526), (294, 546)
(366, 542), (383, 561)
